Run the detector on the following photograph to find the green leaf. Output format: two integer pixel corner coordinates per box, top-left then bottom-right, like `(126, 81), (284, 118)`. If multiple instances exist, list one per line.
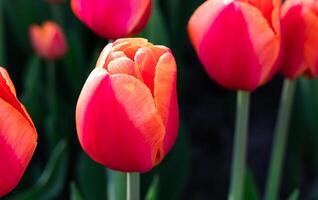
(8, 140), (68, 200)
(70, 182), (83, 200)
(244, 169), (260, 200)
(145, 175), (159, 200)
(76, 152), (107, 200)
(287, 189), (299, 200)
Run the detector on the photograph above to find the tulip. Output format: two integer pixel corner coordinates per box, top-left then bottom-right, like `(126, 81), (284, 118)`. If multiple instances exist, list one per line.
(29, 21), (67, 60)
(280, 0), (318, 79)
(188, 0), (281, 91)
(76, 38), (179, 172)
(0, 67), (37, 197)
(70, 0), (152, 39)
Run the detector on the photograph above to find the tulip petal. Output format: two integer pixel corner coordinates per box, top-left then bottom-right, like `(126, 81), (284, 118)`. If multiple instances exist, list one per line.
(154, 52), (179, 154)
(0, 67), (16, 96)
(0, 98), (37, 197)
(280, 4), (308, 79)
(0, 69), (35, 129)
(187, 0), (225, 51)
(71, 0), (151, 39)
(108, 57), (136, 76)
(76, 68), (165, 172)
(198, 2), (266, 91)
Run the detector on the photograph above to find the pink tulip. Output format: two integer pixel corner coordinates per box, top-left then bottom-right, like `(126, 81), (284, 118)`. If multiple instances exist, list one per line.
(29, 21), (67, 60)
(188, 0), (281, 91)
(280, 0), (318, 79)
(0, 67), (37, 197)
(76, 38), (179, 172)
(71, 0), (152, 39)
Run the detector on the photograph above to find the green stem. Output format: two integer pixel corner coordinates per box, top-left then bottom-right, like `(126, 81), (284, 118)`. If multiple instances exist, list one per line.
(107, 169), (126, 200)
(127, 173), (140, 200)
(0, 0), (6, 65)
(264, 79), (296, 200)
(229, 91), (250, 200)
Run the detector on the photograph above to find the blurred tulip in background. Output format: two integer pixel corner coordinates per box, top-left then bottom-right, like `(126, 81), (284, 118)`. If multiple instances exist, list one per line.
(70, 0), (152, 39)
(29, 21), (67, 60)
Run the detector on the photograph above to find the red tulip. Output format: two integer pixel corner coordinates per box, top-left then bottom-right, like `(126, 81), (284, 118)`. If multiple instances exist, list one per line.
(71, 0), (152, 39)
(29, 21), (67, 60)
(280, 0), (318, 79)
(0, 67), (37, 197)
(76, 38), (179, 172)
(188, 0), (281, 91)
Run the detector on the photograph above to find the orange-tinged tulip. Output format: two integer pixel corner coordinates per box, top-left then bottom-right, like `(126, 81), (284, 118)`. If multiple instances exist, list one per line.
(188, 0), (281, 91)
(29, 21), (67, 60)
(76, 38), (179, 172)
(0, 67), (37, 197)
(280, 0), (318, 79)
(71, 0), (152, 39)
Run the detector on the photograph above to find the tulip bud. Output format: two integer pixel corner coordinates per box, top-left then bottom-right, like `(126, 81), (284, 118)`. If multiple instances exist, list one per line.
(0, 67), (37, 197)
(29, 21), (67, 60)
(76, 38), (179, 172)
(280, 0), (318, 79)
(188, 0), (281, 91)
(70, 0), (152, 39)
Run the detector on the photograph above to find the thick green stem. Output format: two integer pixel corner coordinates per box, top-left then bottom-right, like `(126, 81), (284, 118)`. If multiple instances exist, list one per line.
(229, 91), (250, 200)
(107, 169), (126, 200)
(265, 79), (296, 200)
(127, 173), (140, 200)
(0, 0), (6, 65)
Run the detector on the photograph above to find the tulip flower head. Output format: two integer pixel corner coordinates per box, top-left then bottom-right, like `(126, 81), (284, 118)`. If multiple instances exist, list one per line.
(0, 67), (37, 197)
(71, 0), (152, 39)
(76, 38), (179, 172)
(188, 0), (281, 91)
(29, 21), (67, 60)
(280, 0), (318, 79)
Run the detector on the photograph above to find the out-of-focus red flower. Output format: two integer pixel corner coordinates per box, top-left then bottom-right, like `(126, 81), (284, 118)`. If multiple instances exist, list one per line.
(29, 21), (67, 60)
(70, 0), (152, 39)
(188, 0), (281, 91)
(76, 38), (179, 172)
(280, 0), (318, 79)
(0, 67), (37, 197)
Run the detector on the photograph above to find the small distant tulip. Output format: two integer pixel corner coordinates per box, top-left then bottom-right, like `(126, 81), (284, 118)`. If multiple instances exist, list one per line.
(188, 0), (281, 91)
(280, 0), (318, 79)
(76, 38), (179, 172)
(71, 0), (152, 39)
(0, 67), (37, 197)
(29, 21), (67, 60)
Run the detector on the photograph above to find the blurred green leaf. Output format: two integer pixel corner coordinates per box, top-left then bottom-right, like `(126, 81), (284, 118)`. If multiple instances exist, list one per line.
(8, 140), (68, 200)
(70, 182), (83, 200)
(76, 152), (107, 200)
(140, 0), (169, 45)
(145, 175), (159, 200)
(243, 169), (259, 200)
(287, 189), (299, 200)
